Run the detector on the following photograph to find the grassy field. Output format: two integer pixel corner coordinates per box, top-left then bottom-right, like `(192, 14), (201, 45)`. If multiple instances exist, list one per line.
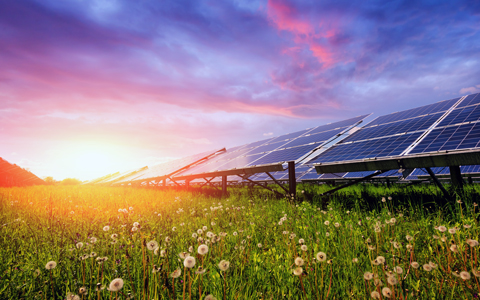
(1, 184), (479, 299)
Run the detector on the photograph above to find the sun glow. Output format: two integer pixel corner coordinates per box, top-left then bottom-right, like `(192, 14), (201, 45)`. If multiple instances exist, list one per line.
(54, 142), (132, 181)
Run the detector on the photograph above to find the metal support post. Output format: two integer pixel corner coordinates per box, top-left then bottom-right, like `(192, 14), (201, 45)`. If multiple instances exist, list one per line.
(449, 166), (464, 190)
(222, 175), (227, 196)
(425, 167), (451, 199)
(288, 161), (296, 197)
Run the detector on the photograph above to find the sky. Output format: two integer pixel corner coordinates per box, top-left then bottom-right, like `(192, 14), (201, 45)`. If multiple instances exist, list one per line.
(1, 0), (480, 181)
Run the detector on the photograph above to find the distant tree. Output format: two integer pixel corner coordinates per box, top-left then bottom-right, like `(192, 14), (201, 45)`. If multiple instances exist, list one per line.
(60, 178), (82, 185)
(44, 176), (56, 185)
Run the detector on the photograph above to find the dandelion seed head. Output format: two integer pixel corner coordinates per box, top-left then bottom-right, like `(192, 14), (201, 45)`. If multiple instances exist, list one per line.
(293, 267), (303, 276)
(371, 291), (381, 299)
(316, 252), (326, 262)
(382, 287), (392, 298)
(364, 272), (374, 280)
(147, 240), (158, 251)
(460, 271), (471, 280)
(45, 261), (57, 270)
(170, 269), (181, 278)
(301, 245), (308, 251)
(218, 260), (230, 271)
(198, 244), (209, 255)
(108, 278), (124, 292)
(184, 256), (196, 268)
(295, 257), (304, 266)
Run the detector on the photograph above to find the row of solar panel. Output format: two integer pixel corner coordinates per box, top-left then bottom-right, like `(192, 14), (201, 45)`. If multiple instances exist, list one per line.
(90, 93), (480, 185)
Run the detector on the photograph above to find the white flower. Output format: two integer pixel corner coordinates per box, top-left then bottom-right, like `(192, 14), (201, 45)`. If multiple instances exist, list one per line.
(294, 257), (304, 266)
(170, 269), (181, 278)
(108, 278), (124, 292)
(45, 261), (57, 270)
(147, 240), (158, 251)
(103, 226), (110, 231)
(184, 256), (196, 268)
(198, 244), (209, 255)
(218, 260), (230, 271)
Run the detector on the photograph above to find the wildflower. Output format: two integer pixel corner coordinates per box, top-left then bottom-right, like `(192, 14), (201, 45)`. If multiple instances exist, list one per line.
(197, 229), (203, 235)
(152, 265), (161, 273)
(334, 222), (340, 228)
(103, 226), (110, 231)
(133, 222), (139, 227)
(406, 235), (413, 241)
(448, 228), (456, 234)
(79, 287), (87, 295)
(326, 232), (330, 237)
(295, 257), (304, 266)
(467, 239), (479, 247)
(371, 291), (381, 299)
(463, 224), (472, 229)
(460, 271), (471, 280)
(382, 287), (392, 298)
(179, 252), (190, 259)
(374, 256), (385, 265)
(198, 244), (209, 255)
(147, 241), (159, 251)
(218, 260), (230, 271)
(293, 267), (303, 276)
(394, 266), (403, 274)
(406, 244), (413, 251)
(438, 226), (447, 232)
(389, 218), (396, 224)
(110, 234), (118, 239)
(66, 293), (80, 300)
(374, 227), (381, 233)
(202, 226), (208, 231)
(428, 261), (437, 269)
(165, 236), (171, 243)
(327, 259), (333, 264)
(368, 245), (376, 251)
(131, 227), (138, 232)
(301, 245), (308, 251)
(386, 276), (398, 285)
(257, 243), (262, 248)
(195, 266), (207, 274)
(76, 242), (84, 249)
(352, 258), (358, 263)
(450, 244), (458, 253)
(192, 233), (198, 238)
(90, 237), (98, 243)
(108, 278), (124, 292)
(95, 283), (105, 291)
(316, 252), (327, 262)
(381, 197), (386, 202)
(423, 264), (432, 272)
(393, 242), (402, 249)
(172, 227), (177, 232)
(472, 268), (480, 277)
(184, 256), (196, 268)
(204, 295), (217, 300)
(170, 269), (181, 278)
(160, 250), (166, 257)
(45, 261), (57, 270)
(233, 232), (238, 236)
(298, 238), (305, 244)
(364, 272), (374, 280)
(324, 221), (330, 226)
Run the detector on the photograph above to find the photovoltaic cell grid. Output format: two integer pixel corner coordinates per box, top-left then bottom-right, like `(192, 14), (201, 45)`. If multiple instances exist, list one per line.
(409, 93), (480, 154)
(308, 94), (480, 165)
(310, 132), (423, 164)
(173, 115), (368, 177)
(366, 97), (460, 127)
(410, 165), (480, 177)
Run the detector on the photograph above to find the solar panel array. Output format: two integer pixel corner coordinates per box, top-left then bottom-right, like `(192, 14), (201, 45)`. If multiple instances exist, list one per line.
(307, 95), (474, 165)
(88, 92), (480, 186)
(172, 115), (369, 178)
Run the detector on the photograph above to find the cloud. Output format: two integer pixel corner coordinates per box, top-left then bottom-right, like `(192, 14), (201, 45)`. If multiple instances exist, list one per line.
(460, 85), (480, 94)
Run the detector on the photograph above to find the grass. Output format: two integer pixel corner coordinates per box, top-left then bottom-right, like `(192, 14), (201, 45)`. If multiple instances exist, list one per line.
(0, 183), (479, 299)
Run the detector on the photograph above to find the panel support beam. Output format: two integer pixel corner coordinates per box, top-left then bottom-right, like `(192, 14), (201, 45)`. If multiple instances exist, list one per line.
(321, 170), (388, 196)
(425, 167), (450, 199)
(265, 172), (289, 194)
(288, 161), (296, 197)
(449, 165), (464, 191)
(222, 175), (227, 196)
(237, 174), (284, 197)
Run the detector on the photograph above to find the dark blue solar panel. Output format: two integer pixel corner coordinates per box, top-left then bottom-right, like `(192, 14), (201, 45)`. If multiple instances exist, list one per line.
(343, 171), (376, 178)
(319, 173), (346, 179)
(307, 114), (369, 135)
(310, 132), (422, 163)
(345, 113), (442, 143)
(367, 98), (459, 127)
(437, 105), (480, 127)
(249, 144), (319, 166)
(281, 128), (344, 148)
(299, 169), (322, 180)
(208, 153), (265, 171)
(410, 123), (480, 154)
(456, 93), (480, 109)
(462, 165), (480, 173)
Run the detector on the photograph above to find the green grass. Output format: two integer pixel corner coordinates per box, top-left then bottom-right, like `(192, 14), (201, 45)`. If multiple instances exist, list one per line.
(0, 184), (479, 299)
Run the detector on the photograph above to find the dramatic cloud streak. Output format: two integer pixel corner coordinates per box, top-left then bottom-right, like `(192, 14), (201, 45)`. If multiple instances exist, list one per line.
(1, 0), (479, 180)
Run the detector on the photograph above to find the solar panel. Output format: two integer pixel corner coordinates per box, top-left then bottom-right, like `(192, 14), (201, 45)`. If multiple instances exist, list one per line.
(173, 115), (369, 177)
(410, 123), (480, 154)
(309, 132), (423, 164)
(366, 97), (460, 127)
(319, 173), (346, 179)
(456, 93), (480, 109)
